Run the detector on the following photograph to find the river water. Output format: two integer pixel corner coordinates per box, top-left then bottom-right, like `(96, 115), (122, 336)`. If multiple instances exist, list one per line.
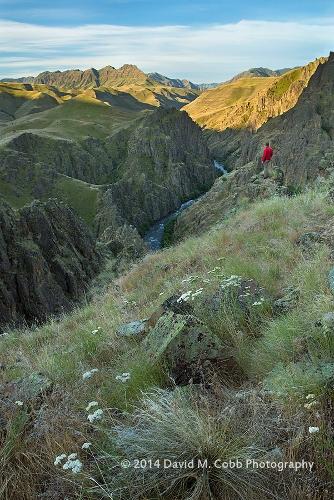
(144, 160), (227, 250)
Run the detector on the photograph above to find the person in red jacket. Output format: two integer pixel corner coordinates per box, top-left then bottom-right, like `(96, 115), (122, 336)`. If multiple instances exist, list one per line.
(261, 142), (273, 177)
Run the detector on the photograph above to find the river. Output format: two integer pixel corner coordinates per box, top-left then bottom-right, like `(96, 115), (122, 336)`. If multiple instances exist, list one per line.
(144, 160), (227, 250)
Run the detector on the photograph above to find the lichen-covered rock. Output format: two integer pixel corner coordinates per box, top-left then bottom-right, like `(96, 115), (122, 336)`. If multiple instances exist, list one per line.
(0, 198), (101, 330)
(144, 311), (223, 383)
(318, 312), (334, 335)
(116, 320), (148, 338)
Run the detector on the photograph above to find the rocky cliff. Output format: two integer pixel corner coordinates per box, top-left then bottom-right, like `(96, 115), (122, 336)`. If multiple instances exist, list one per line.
(172, 162), (282, 241)
(209, 52), (334, 187)
(97, 109), (217, 234)
(0, 198), (101, 330)
(184, 57), (326, 132)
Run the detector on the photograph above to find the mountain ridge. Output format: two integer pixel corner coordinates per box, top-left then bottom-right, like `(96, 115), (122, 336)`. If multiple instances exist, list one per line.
(183, 56), (327, 131)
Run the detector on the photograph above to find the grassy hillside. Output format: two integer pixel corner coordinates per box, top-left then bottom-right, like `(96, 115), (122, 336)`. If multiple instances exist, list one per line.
(183, 57), (326, 131)
(1, 181), (334, 499)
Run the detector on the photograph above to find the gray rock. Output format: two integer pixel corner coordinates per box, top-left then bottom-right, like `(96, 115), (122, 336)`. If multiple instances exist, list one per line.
(144, 311), (223, 383)
(319, 312), (334, 334)
(329, 268), (334, 294)
(116, 320), (148, 337)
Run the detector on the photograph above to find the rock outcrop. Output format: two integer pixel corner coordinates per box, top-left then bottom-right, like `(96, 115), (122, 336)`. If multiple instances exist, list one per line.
(0, 198), (101, 330)
(207, 52), (334, 187)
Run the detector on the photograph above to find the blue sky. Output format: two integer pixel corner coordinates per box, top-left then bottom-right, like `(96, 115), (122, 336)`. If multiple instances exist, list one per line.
(0, 0), (334, 81)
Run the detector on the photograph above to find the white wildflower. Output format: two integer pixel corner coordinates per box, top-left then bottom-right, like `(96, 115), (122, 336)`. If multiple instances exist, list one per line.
(208, 267), (221, 274)
(304, 400), (318, 409)
(67, 453), (78, 460)
(87, 408), (104, 423)
(54, 453), (67, 466)
(82, 368), (99, 380)
(116, 372), (131, 383)
(191, 288), (203, 300)
(308, 426), (320, 434)
(91, 327), (102, 335)
(177, 291), (192, 303)
(252, 298), (265, 306)
(306, 394), (316, 400)
(181, 275), (199, 283)
(221, 275), (242, 290)
(15, 400), (24, 406)
(71, 460), (83, 474)
(82, 442), (92, 450)
(85, 401), (99, 412)
(63, 458), (83, 474)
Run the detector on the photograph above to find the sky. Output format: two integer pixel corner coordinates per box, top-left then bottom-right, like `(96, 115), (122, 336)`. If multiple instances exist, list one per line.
(0, 0), (334, 82)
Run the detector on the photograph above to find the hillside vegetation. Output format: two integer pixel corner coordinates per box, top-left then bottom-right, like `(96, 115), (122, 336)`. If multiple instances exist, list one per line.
(1, 180), (334, 499)
(183, 57), (325, 131)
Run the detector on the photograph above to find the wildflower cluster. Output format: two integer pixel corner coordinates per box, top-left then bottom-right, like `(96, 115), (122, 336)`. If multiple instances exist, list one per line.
(87, 408), (103, 423)
(91, 326), (102, 335)
(304, 393), (318, 410)
(252, 298), (265, 307)
(54, 453), (83, 474)
(116, 372), (131, 383)
(177, 288), (203, 303)
(221, 275), (242, 290)
(208, 267), (222, 274)
(82, 368), (99, 380)
(181, 275), (200, 283)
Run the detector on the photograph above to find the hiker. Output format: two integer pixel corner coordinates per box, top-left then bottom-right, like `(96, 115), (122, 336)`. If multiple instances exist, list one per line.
(261, 142), (273, 178)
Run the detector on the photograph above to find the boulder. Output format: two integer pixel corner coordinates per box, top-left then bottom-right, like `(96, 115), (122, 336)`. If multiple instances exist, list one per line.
(144, 311), (223, 383)
(116, 320), (148, 338)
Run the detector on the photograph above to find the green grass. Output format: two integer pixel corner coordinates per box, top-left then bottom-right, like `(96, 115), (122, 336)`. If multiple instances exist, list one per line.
(52, 175), (101, 226)
(1, 185), (334, 498)
(0, 179), (33, 208)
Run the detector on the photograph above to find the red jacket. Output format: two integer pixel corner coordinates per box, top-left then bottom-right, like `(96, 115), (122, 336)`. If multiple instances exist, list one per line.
(262, 146), (273, 162)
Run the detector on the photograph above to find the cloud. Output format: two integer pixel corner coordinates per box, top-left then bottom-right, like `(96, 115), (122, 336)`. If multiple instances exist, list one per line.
(0, 18), (333, 81)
